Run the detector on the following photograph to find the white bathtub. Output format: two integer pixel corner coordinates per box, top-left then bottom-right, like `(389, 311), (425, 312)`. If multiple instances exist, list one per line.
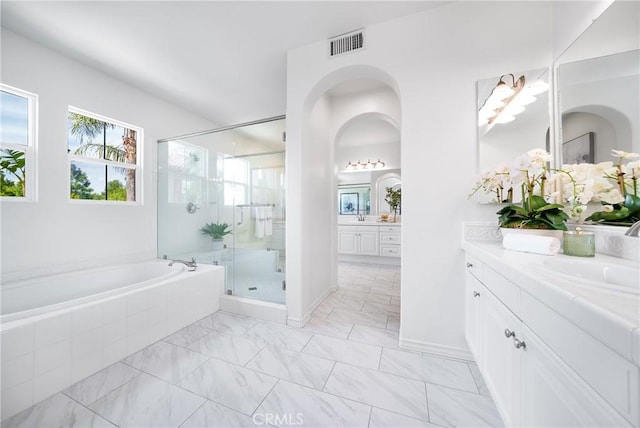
(0, 259), (224, 420)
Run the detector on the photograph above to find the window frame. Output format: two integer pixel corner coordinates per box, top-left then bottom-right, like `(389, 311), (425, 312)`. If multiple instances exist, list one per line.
(0, 84), (38, 201)
(67, 106), (143, 204)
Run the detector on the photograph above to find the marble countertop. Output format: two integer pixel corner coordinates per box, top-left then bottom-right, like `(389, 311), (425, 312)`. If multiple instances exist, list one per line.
(338, 220), (401, 226)
(462, 239), (639, 364)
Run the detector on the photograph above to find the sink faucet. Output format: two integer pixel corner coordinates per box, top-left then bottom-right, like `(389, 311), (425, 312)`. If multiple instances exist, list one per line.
(625, 220), (640, 237)
(357, 214), (366, 221)
(168, 258), (197, 271)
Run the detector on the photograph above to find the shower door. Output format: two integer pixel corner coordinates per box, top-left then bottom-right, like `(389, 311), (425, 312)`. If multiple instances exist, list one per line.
(157, 117), (286, 304)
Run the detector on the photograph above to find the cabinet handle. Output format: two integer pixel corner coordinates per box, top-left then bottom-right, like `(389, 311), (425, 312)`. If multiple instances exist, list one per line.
(466, 262), (473, 268)
(514, 338), (526, 350)
(504, 328), (515, 338)
(473, 291), (480, 297)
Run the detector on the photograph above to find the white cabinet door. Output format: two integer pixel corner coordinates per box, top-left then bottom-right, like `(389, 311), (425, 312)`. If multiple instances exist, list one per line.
(338, 230), (358, 254)
(359, 230), (379, 256)
(481, 289), (522, 426)
(465, 272), (483, 358)
(520, 325), (632, 428)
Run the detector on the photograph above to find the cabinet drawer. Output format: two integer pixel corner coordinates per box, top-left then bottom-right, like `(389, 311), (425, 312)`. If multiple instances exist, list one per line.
(379, 226), (400, 232)
(464, 254), (483, 282)
(380, 233), (401, 244)
(522, 292), (639, 425)
(483, 267), (520, 318)
(380, 245), (401, 257)
(338, 226), (359, 233)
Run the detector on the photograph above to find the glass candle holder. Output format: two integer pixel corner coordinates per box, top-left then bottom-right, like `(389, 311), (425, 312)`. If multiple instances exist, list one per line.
(563, 227), (595, 257)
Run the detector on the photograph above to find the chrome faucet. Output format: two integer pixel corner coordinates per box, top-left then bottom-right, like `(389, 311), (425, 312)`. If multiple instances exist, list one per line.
(357, 213), (366, 221)
(624, 220), (640, 237)
(168, 258), (197, 271)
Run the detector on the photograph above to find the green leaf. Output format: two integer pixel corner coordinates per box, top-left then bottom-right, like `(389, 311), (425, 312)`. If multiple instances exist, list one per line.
(624, 194), (640, 213)
(528, 195), (548, 210)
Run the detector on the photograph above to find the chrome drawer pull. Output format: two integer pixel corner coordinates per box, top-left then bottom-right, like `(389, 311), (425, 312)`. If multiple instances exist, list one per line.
(504, 328), (515, 338)
(466, 262), (473, 268)
(514, 338), (526, 350)
(473, 291), (480, 297)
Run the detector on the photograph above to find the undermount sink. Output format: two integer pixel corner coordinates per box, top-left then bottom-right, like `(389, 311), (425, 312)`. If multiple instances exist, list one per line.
(538, 258), (640, 294)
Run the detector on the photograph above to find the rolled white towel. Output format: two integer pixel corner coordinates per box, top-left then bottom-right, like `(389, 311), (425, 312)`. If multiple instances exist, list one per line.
(503, 234), (561, 255)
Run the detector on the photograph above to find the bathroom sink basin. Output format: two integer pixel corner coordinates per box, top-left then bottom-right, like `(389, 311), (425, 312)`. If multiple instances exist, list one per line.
(538, 258), (639, 294)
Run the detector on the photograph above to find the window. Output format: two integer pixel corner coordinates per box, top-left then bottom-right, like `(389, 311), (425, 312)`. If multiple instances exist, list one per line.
(166, 140), (206, 204)
(67, 107), (142, 202)
(223, 157), (248, 205)
(0, 84), (37, 199)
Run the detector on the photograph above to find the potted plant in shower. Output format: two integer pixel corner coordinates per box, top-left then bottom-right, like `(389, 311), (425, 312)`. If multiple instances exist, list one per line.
(199, 222), (232, 251)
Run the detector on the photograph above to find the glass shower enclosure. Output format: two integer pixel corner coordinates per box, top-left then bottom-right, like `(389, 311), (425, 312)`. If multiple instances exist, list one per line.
(157, 117), (286, 304)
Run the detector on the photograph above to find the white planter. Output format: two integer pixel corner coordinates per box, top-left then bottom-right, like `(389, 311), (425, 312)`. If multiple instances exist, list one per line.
(500, 227), (564, 241)
(212, 239), (224, 251)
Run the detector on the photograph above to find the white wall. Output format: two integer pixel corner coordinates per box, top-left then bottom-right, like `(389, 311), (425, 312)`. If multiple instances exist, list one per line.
(1, 29), (215, 277)
(286, 1), (557, 356)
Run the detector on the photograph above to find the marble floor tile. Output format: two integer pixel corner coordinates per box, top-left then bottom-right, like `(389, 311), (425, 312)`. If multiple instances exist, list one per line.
(302, 334), (382, 370)
(2, 393), (114, 428)
(240, 322), (314, 351)
(63, 362), (141, 406)
(301, 317), (353, 339)
(386, 316), (400, 331)
(369, 407), (437, 428)
(327, 307), (388, 329)
(324, 363), (429, 421)
(337, 289), (392, 304)
(371, 285), (401, 297)
(322, 294), (365, 311)
(179, 358), (278, 415)
(348, 325), (400, 349)
(338, 283), (371, 294)
(123, 341), (210, 384)
(89, 373), (205, 428)
(188, 330), (264, 366)
(427, 383), (503, 427)
(379, 349), (478, 393)
(311, 302), (334, 319)
(196, 311), (261, 335)
(181, 400), (256, 428)
(163, 324), (211, 348)
(255, 380), (371, 428)
(362, 301), (401, 316)
(469, 363), (491, 396)
(246, 345), (335, 389)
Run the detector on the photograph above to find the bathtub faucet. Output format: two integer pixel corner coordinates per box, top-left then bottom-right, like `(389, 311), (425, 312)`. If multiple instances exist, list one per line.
(168, 258), (197, 271)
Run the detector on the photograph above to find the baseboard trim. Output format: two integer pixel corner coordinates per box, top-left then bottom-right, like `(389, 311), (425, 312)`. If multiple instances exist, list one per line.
(287, 286), (334, 327)
(399, 337), (474, 362)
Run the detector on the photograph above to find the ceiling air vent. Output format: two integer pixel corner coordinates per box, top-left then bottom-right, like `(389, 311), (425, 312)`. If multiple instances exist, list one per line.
(329, 29), (364, 57)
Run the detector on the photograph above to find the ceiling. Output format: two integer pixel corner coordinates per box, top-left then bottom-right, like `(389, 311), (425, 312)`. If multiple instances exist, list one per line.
(1, 1), (448, 128)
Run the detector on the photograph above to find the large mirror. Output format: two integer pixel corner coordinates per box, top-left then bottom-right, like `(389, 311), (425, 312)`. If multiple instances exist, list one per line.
(475, 68), (551, 202)
(555, 0), (639, 166)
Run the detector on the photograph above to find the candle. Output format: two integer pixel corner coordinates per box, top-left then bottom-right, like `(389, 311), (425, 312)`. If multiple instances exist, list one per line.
(563, 227), (595, 257)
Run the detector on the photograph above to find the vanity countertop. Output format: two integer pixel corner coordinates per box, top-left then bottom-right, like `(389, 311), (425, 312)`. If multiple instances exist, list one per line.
(462, 239), (639, 364)
(338, 220), (401, 226)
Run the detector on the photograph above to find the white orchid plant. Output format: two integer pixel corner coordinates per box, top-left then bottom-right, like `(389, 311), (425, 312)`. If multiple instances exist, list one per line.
(470, 148), (640, 227)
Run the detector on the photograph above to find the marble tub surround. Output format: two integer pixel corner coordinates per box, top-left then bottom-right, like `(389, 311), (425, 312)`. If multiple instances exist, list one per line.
(463, 239), (639, 364)
(2, 262), (502, 428)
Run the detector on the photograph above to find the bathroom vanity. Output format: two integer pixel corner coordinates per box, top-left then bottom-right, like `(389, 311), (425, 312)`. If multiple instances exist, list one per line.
(337, 221), (401, 259)
(463, 239), (639, 427)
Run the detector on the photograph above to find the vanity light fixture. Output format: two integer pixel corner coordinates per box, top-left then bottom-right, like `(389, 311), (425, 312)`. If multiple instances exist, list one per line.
(345, 158), (386, 171)
(478, 74), (549, 126)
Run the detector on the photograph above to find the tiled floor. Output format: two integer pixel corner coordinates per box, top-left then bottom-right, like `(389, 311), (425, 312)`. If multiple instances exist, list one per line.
(2, 262), (503, 427)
